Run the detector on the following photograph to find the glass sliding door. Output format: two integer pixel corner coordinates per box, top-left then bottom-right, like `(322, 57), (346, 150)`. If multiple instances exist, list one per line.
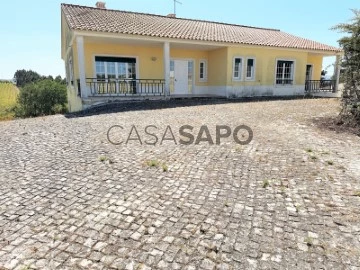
(94, 56), (137, 95)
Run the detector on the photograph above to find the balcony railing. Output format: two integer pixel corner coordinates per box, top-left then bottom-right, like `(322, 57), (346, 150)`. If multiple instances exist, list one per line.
(85, 78), (165, 96)
(305, 80), (336, 92)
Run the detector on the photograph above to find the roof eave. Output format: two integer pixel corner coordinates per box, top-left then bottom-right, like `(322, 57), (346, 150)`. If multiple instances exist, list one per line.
(71, 29), (342, 55)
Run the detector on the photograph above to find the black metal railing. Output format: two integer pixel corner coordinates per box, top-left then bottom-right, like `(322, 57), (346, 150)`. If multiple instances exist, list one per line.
(276, 79), (294, 85)
(86, 78), (165, 96)
(305, 80), (336, 92)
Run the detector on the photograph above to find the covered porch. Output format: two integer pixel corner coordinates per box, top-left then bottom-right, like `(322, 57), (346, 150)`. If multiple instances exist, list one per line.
(304, 54), (342, 96)
(74, 34), (224, 101)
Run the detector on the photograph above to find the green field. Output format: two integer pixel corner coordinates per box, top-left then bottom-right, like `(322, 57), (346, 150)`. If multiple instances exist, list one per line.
(0, 82), (19, 121)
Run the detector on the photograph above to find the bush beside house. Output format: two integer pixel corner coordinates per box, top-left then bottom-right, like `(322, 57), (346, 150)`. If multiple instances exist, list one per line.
(14, 79), (67, 118)
(0, 70), (68, 119)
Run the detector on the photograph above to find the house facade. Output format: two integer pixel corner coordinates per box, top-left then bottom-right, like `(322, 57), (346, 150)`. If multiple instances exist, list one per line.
(61, 2), (343, 112)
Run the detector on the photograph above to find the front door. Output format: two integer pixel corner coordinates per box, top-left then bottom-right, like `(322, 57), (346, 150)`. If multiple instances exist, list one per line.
(306, 65), (313, 81)
(174, 60), (189, 95)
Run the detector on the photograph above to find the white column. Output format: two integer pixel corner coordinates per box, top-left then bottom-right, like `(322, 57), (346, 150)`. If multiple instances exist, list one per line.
(76, 36), (88, 98)
(163, 42), (170, 98)
(334, 54), (341, 92)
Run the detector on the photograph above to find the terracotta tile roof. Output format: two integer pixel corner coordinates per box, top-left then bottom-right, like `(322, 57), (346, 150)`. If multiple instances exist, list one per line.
(61, 3), (342, 53)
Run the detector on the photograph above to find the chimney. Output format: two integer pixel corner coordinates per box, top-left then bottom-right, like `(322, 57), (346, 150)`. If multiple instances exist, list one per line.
(96, 2), (106, 9)
(167, 14), (176, 18)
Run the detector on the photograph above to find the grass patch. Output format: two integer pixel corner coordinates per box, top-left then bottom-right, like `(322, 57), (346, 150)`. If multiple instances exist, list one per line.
(162, 163), (168, 172)
(305, 148), (313, 153)
(146, 159), (160, 168)
(99, 156), (108, 162)
(310, 155), (318, 161)
(353, 191), (360, 197)
(145, 159), (169, 172)
(262, 179), (270, 188)
(326, 160), (334, 165)
(0, 82), (19, 121)
(304, 237), (313, 246)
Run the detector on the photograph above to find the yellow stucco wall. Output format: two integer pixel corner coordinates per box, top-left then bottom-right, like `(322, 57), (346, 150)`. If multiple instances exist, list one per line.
(208, 48), (228, 86)
(83, 43), (163, 80)
(80, 42), (212, 87)
(65, 35), (329, 111)
(307, 54), (323, 80)
(226, 46), (310, 86)
(70, 40), (325, 89)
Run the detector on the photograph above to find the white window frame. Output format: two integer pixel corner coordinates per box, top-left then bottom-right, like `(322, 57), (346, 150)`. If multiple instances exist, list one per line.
(274, 58), (296, 86)
(199, 59), (208, 82)
(232, 57), (244, 81)
(245, 57), (256, 81)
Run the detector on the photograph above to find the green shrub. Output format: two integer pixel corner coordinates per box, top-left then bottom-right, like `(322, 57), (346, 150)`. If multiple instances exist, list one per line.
(15, 80), (67, 117)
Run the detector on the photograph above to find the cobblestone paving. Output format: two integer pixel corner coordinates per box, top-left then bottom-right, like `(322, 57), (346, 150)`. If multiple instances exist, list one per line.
(0, 98), (360, 269)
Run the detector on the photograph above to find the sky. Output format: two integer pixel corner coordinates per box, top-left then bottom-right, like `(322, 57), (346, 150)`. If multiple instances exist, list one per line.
(0, 0), (357, 79)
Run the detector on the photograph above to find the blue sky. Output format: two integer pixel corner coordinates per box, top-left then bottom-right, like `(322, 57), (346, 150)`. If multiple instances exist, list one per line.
(0, 0), (357, 79)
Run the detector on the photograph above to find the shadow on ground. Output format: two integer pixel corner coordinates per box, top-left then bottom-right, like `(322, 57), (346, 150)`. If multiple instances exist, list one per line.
(65, 96), (325, 119)
(312, 115), (360, 136)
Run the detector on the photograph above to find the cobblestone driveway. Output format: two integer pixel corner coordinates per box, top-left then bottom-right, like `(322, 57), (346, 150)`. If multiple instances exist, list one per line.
(0, 99), (360, 270)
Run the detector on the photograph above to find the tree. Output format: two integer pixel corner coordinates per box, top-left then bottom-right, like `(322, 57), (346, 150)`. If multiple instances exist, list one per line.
(13, 69), (41, 87)
(332, 9), (360, 126)
(55, 75), (67, 85)
(15, 80), (67, 117)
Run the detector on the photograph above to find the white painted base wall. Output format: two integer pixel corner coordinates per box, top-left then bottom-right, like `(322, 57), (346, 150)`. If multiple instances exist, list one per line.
(310, 92), (342, 98)
(194, 85), (305, 97)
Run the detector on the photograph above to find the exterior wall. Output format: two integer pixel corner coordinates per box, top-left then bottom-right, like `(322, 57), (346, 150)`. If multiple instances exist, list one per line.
(170, 48), (209, 88)
(61, 13), (73, 60)
(82, 43), (211, 88)
(65, 35), (333, 111)
(307, 54), (323, 80)
(224, 46), (309, 97)
(83, 42), (164, 80)
(67, 85), (83, 112)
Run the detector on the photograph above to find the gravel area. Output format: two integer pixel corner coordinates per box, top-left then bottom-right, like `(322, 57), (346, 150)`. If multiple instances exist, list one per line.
(0, 98), (359, 269)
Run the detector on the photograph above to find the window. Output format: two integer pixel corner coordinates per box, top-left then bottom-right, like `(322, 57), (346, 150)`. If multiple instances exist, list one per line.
(246, 58), (255, 80)
(95, 61), (105, 80)
(95, 56), (137, 94)
(276, 60), (294, 85)
(199, 60), (207, 82)
(233, 57), (243, 80)
(95, 56), (136, 80)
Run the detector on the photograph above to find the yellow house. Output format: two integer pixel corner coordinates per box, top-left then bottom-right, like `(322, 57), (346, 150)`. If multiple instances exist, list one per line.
(61, 2), (343, 112)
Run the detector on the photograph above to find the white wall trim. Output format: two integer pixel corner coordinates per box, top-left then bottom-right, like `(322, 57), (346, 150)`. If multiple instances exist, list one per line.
(195, 85), (306, 97)
(76, 36), (88, 98)
(163, 42), (170, 97)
